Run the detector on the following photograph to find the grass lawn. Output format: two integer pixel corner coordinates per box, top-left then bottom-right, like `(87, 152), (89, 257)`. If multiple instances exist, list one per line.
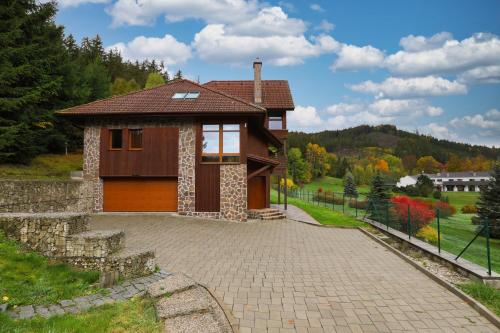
(0, 231), (101, 307)
(271, 190), (365, 227)
(458, 282), (500, 316)
(0, 154), (82, 180)
(301, 176), (370, 195)
(413, 191), (480, 211)
(0, 296), (162, 333)
(429, 214), (500, 274)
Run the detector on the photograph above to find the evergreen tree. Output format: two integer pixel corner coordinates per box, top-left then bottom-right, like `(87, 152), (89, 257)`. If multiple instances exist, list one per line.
(343, 172), (358, 198)
(416, 174), (434, 197)
(367, 172), (391, 221)
(145, 72), (166, 89)
(174, 70), (183, 80)
(477, 164), (500, 238)
(0, 0), (67, 163)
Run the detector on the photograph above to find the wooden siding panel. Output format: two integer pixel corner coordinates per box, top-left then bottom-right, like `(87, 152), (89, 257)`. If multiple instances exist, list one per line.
(100, 127), (179, 177)
(195, 123), (220, 212)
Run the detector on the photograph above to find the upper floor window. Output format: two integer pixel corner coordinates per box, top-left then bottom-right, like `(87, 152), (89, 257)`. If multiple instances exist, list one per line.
(129, 129), (143, 150)
(202, 124), (240, 163)
(109, 129), (123, 150)
(268, 116), (283, 130)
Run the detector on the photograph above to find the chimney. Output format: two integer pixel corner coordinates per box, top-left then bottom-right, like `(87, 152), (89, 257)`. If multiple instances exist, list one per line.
(253, 58), (262, 104)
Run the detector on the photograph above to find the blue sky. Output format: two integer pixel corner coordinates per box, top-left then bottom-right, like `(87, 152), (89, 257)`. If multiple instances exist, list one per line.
(53, 0), (500, 147)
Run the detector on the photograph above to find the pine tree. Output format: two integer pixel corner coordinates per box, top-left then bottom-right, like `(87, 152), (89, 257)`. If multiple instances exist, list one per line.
(367, 172), (391, 221)
(477, 164), (500, 238)
(174, 70), (183, 80)
(0, 0), (67, 163)
(343, 172), (358, 198)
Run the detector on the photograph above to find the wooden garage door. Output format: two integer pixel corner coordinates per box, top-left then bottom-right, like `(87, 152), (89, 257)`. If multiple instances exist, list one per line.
(248, 176), (266, 209)
(103, 178), (177, 212)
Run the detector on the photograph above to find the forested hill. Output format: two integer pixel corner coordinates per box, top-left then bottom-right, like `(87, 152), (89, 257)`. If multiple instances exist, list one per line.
(288, 125), (499, 163)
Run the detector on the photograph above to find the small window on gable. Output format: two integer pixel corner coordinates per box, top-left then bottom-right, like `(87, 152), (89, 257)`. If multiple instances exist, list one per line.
(109, 129), (123, 150)
(129, 129), (143, 150)
(269, 116), (283, 130)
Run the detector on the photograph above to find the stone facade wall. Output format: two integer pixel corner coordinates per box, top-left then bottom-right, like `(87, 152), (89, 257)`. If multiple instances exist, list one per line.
(177, 123), (196, 214)
(82, 118), (249, 221)
(0, 180), (91, 213)
(82, 126), (103, 212)
(220, 164), (248, 221)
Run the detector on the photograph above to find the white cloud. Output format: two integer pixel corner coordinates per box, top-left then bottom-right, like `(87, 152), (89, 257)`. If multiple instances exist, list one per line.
(310, 4), (324, 12)
(326, 103), (364, 115)
(349, 76), (467, 99)
(41, 0), (110, 7)
(369, 98), (441, 117)
(399, 32), (453, 52)
(225, 7), (306, 37)
(331, 44), (385, 71)
(451, 109), (500, 131)
(315, 20), (335, 32)
(107, 0), (258, 26)
(458, 65), (500, 84)
(287, 105), (325, 132)
(385, 33), (500, 75)
(106, 34), (192, 65)
(193, 25), (337, 66)
(420, 123), (458, 140)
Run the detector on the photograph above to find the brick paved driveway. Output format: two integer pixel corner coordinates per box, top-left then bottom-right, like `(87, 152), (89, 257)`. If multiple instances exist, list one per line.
(90, 214), (497, 332)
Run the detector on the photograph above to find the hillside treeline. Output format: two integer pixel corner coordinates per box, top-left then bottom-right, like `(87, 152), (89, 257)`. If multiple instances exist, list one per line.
(0, 0), (178, 164)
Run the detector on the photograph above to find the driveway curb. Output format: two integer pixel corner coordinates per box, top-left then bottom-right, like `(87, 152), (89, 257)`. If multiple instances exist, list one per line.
(358, 227), (500, 329)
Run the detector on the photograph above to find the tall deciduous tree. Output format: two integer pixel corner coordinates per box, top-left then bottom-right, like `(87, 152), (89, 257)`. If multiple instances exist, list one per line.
(416, 156), (441, 173)
(287, 147), (311, 184)
(145, 72), (166, 88)
(305, 143), (330, 179)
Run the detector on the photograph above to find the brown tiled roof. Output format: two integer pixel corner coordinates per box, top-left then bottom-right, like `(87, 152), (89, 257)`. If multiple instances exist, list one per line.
(57, 79), (266, 116)
(203, 80), (294, 110)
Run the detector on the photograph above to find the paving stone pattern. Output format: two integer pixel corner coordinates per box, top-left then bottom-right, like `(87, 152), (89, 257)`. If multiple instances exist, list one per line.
(90, 215), (498, 332)
(8, 271), (169, 320)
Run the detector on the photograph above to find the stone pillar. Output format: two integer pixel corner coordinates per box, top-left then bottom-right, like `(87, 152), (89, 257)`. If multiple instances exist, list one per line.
(220, 164), (247, 221)
(453, 186), (458, 192)
(177, 123), (196, 214)
(82, 126), (103, 212)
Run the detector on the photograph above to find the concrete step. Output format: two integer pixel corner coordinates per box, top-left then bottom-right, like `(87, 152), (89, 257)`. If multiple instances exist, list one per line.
(248, 208), (286, 220)
(66, 229), (125, 257)
(106, 247), (156, 279)
(156, 287), (211, 319)
(147, 273), (197, 298)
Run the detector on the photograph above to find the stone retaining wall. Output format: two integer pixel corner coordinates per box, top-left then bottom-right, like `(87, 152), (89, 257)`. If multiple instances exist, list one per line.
(0, 180), (91, 213)
(0, 213), (89, 257)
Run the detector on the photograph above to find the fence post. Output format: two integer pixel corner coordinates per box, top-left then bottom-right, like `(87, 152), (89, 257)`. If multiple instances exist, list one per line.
(324, 192), (327, 207)
(437, 208), (441, 254)
(485, 219), (492, 276)
(407, 204), (411, 240)
(332, 192), (335, 211)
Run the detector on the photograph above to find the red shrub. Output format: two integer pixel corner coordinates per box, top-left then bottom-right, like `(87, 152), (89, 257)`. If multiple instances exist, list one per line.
(391, 196), (435, 232)
(433, 201), (456, 218)
(317, 187), (323, 193)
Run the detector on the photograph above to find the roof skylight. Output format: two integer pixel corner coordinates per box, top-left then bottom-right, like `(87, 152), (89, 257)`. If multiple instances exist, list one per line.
(172, 91), (200, 100)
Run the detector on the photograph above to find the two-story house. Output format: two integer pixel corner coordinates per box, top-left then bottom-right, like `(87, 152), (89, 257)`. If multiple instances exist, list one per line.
(58, 60), (294, 221)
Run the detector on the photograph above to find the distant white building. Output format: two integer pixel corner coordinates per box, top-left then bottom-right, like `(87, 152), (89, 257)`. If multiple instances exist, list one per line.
(396, 175), (417, 187)
(397, 171), (492, 192)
